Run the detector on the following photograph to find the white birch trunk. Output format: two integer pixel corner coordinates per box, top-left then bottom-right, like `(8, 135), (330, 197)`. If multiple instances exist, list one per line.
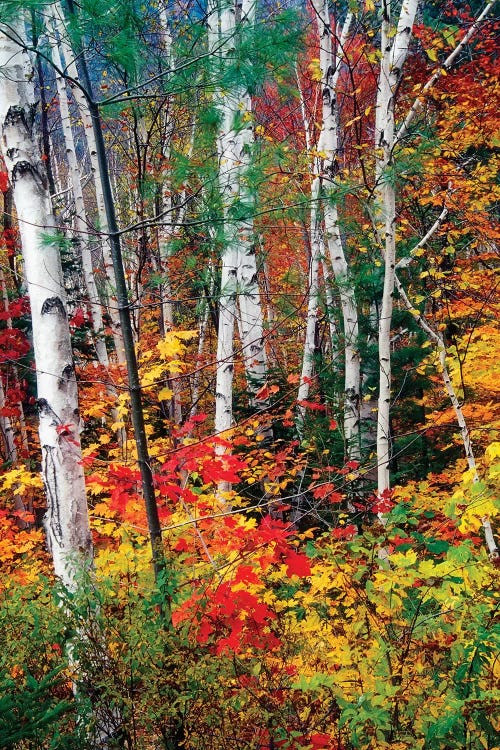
(374, 0), (489, 495)
(210, 0), (268, 446)
(374, 0), (418, 495)
(50, 21), (109, 368)
(297, 179), (321, 434)
(310, 2), (360, 459)
(190, 263), (214, 420)
(50, 3), (126, 366)
(0, 20), (92, 590)
(394, 275), (498, 558)
(321, 258), (338, 354)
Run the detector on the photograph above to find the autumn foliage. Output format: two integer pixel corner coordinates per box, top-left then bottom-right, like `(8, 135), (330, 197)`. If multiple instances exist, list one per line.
(0, 1), (499, 749)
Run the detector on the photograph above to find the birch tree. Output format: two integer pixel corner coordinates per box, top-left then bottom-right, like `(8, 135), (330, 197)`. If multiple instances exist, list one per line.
(209, 0), (269, 445)
(373, 0), (496, 496)
(49, 2), (126, 366)
(374, 0), (419, 495)
(0, 17), (92, 590)
(49, 12), (110, 369)
(307, 2), (360, 460)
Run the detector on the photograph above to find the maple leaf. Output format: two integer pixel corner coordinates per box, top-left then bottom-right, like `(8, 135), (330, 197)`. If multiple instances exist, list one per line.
(297, 399), (326, 411)
(233, 565), (261, 586)
(312, 482), (335, 499)
(284, 550), (311, 578)
(174, 538), (190, 552)
(345, 460), (360, 470)
(254, 383), (270, 400)
(372, 497), (394, 514)
(310, 733), (332, 748)
(69, 307), (87, 328)
(332, 524), (357, 540)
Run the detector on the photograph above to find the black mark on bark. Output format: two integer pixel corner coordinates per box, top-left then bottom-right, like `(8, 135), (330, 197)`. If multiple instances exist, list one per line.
(42, 445), (63, 548)
(41, 296), (66, 318)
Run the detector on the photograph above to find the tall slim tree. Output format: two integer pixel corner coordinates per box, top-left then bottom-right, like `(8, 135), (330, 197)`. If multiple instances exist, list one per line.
(0, 17), (92, 589)
(209, 0), (269, 449)
(307, 2), (360, 459)
(374, 0), (419, 495)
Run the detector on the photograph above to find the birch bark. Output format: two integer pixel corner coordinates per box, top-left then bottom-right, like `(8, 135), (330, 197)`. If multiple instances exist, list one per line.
(210, 0), (268, 445)
(0, 19), (92, 590)
(394, 274), (498, 558)
(374, 0), (418, 495)
(296, 178), (321, 434)
(309, 2), (360, 459)
(0, 374), (16, 464)
(50, 18), (110, 369)
(49, 3), (126, 366)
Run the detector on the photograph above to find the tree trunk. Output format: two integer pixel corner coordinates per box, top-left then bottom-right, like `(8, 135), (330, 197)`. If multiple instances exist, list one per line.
(50, 16), (110, 369)
(394, 273), (498, 558)
(309, 2), (360, 460)
(60, 0), (165, 583)
(296, 179), (321, 434)
(210, 0), (268, 447)
(374, 0), (418, 495)
(0, 19), (92, 590)
(50, 2), (126, 366)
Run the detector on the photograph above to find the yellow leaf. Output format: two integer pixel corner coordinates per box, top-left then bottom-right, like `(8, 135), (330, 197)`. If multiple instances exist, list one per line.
(345, 115), (362, 128)
(426, 48), (438, 62)
(158, 387), (173, 401)
(485, 442), (500, 462)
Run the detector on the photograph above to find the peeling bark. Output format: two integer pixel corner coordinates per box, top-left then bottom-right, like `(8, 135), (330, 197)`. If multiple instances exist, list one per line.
(374, 0), (419, 495)
(209, 0), (268, 450)
(308, 2), (360, 459)
(0, 19), (92, 590)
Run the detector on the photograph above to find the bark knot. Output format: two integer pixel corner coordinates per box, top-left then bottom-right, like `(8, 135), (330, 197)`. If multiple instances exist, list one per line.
(41, 296), (66, 318)
(4, 104), (36, 136)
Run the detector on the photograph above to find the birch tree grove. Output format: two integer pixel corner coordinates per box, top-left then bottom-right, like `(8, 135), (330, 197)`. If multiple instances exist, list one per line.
(1, 1), (499, 747)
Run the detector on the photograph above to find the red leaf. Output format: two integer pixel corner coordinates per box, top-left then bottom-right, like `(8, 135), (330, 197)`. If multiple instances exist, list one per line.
(255, 383), (270, 401)
(69, 307), (87, 328)
(391, 535), (413, 548)
(312, 482), (335, 499)
(284, 550), (311, 578)
(332, 524), (357, 540)
(233, 565), (261, 586)
(297, 399), (326, 411)
(372, 497), (394, 514)
(310, 733), (332, 747)
(0, 171), (8, 193)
